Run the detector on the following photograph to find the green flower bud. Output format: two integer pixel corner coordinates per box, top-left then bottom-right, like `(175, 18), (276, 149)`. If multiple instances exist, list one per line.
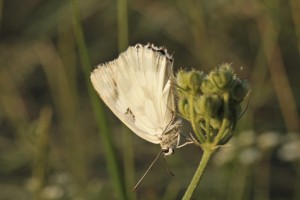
(194, 95), (206, 116)
(176, 65), (250, 146)
(210, 117), (222, 130)
(178, 98), (190, 120)
(201, 77), (221, 94)
(176, 70), (189, 91)
(230, 79), (250, 103)
(194, 95), (222, 118)
(176, 87), (188, 99)
(210, 63), (235, 90)
(187, 70), (204, 93)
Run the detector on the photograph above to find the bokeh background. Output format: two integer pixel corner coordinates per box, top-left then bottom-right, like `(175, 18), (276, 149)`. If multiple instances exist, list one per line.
(1, 0), (300, 199)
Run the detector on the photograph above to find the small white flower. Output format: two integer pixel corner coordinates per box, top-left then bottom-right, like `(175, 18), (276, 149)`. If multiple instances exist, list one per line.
(238, 147), (261, 165)
(278, 140), (300, 161)
(41, 185), (64, 199)
(257, 131), (280, 151)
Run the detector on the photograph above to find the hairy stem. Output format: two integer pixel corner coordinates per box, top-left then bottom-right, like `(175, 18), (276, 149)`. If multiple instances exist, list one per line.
(182, 145), (215, 200)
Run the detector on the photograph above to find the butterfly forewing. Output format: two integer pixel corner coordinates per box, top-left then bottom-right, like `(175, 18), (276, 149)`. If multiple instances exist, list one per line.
(90, 44), (180, 150)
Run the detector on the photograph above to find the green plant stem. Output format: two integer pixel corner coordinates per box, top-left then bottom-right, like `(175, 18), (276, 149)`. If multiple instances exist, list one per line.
(117, 0), (128, 52)
(205, 114), (211, 142)
(182, 145), (215, 200)
(33, 107), (52, 200)
(71, 1), (127, 200)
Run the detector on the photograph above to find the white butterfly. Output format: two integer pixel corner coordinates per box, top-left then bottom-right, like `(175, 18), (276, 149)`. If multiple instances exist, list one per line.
(90, 43), (181, 156)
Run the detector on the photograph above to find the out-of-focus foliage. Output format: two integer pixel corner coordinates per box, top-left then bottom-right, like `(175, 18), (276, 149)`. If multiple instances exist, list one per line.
(0, 0), (299, 199)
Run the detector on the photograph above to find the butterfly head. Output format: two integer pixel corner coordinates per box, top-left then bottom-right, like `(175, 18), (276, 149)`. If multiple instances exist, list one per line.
(162, 147), (175, 156)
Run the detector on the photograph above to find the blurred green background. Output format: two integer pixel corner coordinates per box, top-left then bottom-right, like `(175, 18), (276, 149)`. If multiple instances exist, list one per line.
(0, 0), (300, 199)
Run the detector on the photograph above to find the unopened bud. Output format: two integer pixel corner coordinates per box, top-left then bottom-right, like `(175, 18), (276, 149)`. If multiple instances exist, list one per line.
(187, 70), (204, 93)
(201, 77), (221, 94)
(210, 63), (235, 90)
(194, 95), (222, 118)
(194, 95), (206, 116)
(230, 79), (250, 103)
(210, 117), (222, 129)
(178, 98), (190, 120)
(176, 70), (189, 91)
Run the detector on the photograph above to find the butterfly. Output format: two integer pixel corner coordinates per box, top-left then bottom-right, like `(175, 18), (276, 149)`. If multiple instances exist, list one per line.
(90, 43), (182, 156)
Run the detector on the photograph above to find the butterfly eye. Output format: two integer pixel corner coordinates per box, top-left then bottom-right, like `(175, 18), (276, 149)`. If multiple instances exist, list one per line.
(162, 148), (174, 156)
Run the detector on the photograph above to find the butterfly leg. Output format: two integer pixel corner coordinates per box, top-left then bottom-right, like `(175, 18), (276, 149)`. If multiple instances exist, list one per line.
(176, 132), (201, 148)
(176, 134), (194, 148)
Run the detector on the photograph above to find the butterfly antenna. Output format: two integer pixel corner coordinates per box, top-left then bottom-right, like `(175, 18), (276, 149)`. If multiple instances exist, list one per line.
(162, 156), (174, 176)
(133, 150), (163, 191)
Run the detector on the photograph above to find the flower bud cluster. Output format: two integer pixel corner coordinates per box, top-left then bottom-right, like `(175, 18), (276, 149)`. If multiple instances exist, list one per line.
(176, 64), (250, 145)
